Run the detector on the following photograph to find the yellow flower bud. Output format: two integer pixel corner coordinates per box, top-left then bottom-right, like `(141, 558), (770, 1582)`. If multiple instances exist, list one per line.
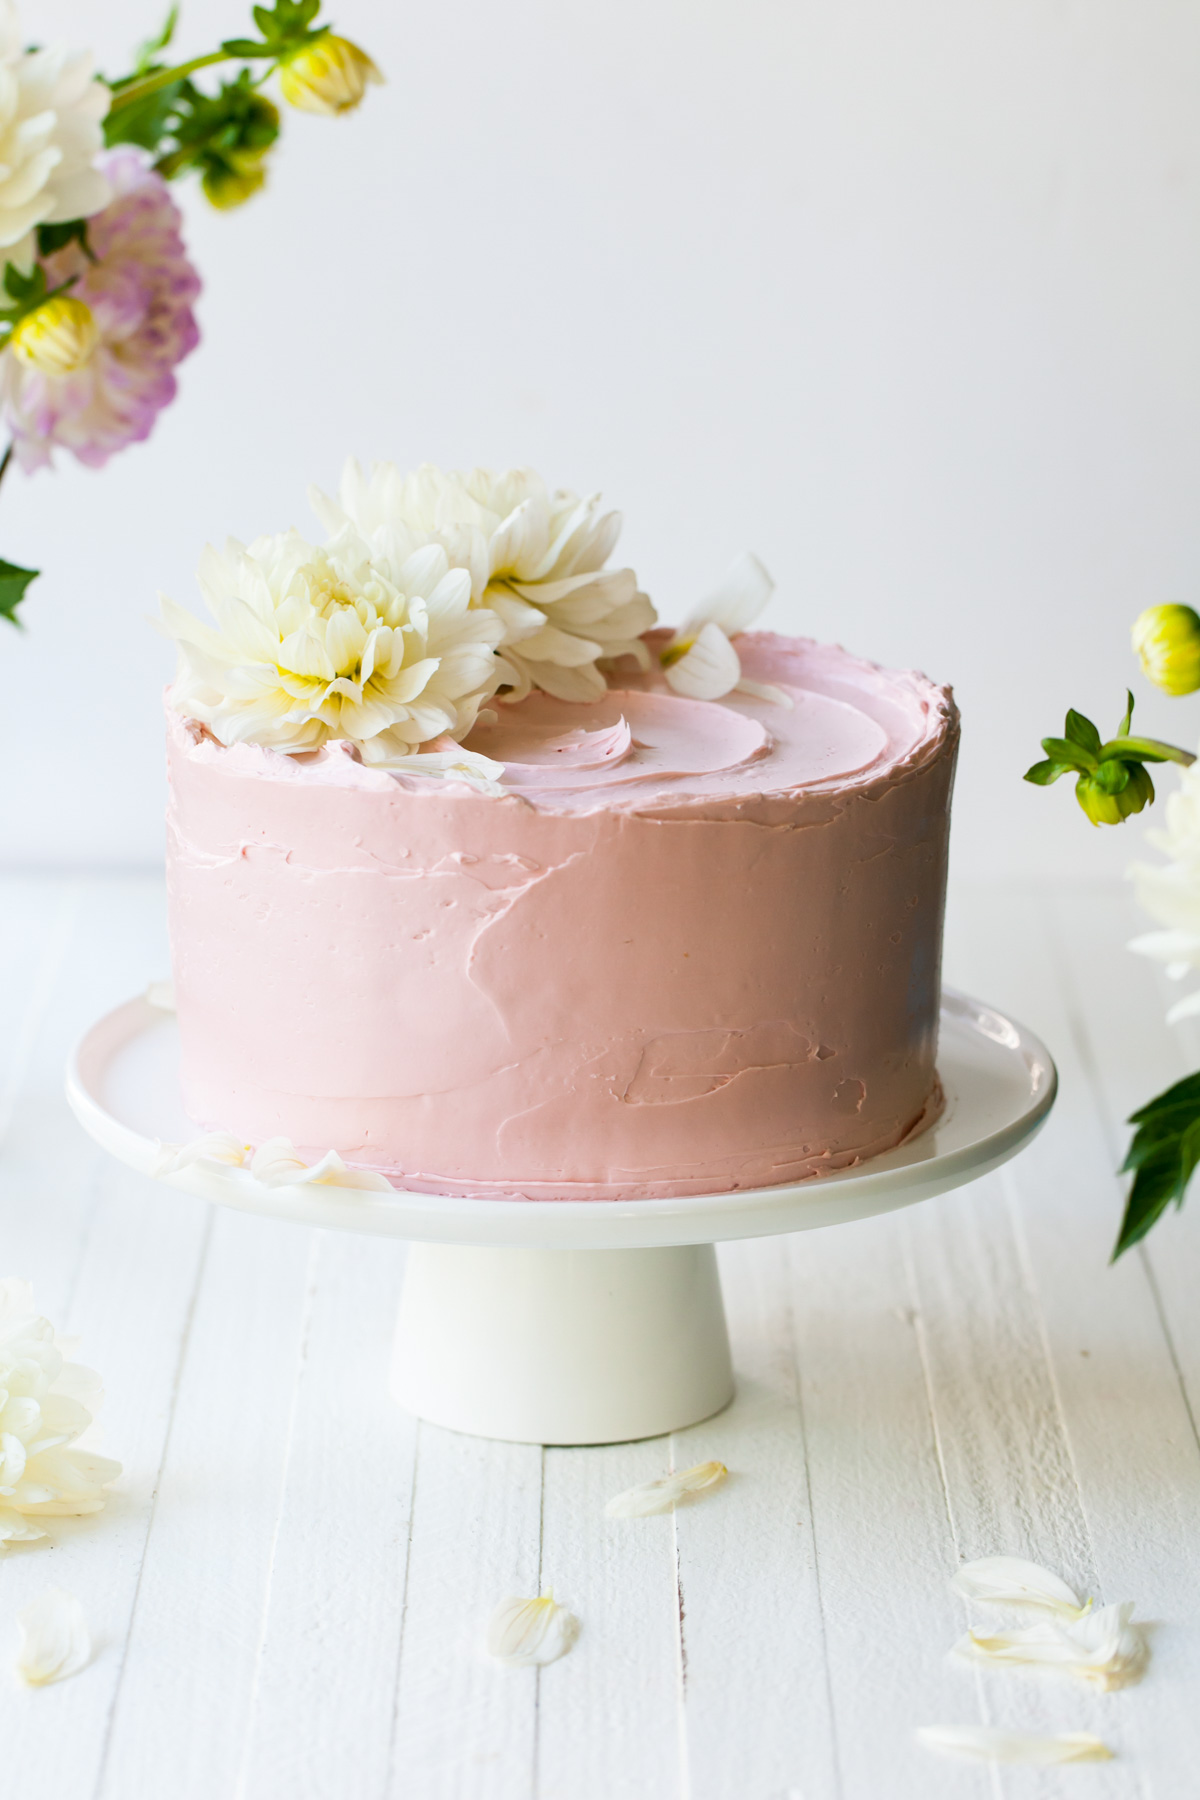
(9, 294), (98, 376)
(278, 34), (383, 116)
(202, 152), (269, 212)
(1132, 603), (1200, 696)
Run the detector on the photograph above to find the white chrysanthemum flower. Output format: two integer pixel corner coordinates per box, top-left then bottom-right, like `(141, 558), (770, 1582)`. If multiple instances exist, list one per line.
(1128, 753), (1200, 1022)
(311, 461), (658, 704)
(0, 1279), (120, 1542)
(660, 552), (789, 706)
(0, 4), (111, 274)
(162, 527), (506, 765)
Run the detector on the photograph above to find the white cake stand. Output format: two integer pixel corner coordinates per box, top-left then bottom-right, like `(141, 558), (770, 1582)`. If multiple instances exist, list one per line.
(66, 988), (1055, 1446)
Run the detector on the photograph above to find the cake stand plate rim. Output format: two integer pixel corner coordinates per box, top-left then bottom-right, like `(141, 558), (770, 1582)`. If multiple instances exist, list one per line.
(64, 986), (1057, 1249)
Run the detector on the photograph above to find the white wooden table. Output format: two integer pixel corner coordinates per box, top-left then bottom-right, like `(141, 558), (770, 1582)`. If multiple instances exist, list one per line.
(1, 873), (1198, 1799)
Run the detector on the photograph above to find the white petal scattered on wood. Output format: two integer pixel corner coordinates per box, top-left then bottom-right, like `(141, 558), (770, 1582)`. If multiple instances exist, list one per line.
(16, 1588), (90, 1685)
(955, 1601), (1147, 1691)
(951, 1555), (1086, 1617)
(917, 1726), (1112, 1765)
(605, 1460), (728, 1518)
(485, 1595), (578, 1668)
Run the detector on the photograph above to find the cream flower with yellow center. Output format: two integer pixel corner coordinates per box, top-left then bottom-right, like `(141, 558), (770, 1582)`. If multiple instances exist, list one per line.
(162, 527), (505, 769)
(311, 461), (658, 704)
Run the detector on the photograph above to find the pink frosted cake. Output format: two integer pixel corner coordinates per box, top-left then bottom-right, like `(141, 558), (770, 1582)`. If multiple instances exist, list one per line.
(165, 622), (958, 1200)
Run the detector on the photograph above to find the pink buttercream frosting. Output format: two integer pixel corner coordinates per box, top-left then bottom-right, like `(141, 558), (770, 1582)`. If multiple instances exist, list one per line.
(165, 632), (959, 1199)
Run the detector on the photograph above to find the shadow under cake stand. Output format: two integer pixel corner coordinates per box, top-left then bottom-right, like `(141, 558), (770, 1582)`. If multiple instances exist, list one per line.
(66, 988), (1055, 1446)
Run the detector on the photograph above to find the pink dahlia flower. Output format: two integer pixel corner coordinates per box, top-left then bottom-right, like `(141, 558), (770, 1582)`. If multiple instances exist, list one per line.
(1, 148), (201, 471)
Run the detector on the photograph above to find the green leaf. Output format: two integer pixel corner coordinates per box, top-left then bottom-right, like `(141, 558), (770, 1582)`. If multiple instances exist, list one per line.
(1128, 1068), (1200, 1125)
(219, 36), (276, 58)
(1064, 709), (1102, 756)
(1099, 735), (1196, 767)
(1112, 1072), (1200, 1257)
(1113, 1149), (1183, 1257)
(1040, 736), (1096, 772)
(1, 261), (44, 306)
(1023, 758), (1071, 786)
(133, 4), (179, 75)
(0, 558), (38, 626)
(1117, 688), (1134, 738)
(104, 79), (185, 151)
(35, 218), (90, 259)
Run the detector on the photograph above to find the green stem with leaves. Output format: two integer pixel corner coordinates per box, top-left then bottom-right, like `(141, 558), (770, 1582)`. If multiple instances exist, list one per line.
(108, 50), (234, 113)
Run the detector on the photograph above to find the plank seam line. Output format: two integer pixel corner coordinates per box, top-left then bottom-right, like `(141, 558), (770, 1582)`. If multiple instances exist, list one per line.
(384, 1410), (422, 1798)
(532, 1442), (547, 1800)
(0, 877), (82, 1140)
(900, 1215), (1003, 1783)
(231, 1230), (320, 1800)
(669, 1436), (691, 1800)
(1002, 1165), (1109, 1596)
(784, 1236), (845, 1800)
(89, 1204), (216, 1800)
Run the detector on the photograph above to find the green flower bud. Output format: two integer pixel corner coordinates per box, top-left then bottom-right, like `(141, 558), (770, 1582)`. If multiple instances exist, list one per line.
(1075, 759), (1154, 826)
(202, 150), (269, 211)
(1132, 604), (1200, 696)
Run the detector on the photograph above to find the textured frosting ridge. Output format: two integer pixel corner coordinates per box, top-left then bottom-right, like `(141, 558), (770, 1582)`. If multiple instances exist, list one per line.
(166, 632), (959, 1200)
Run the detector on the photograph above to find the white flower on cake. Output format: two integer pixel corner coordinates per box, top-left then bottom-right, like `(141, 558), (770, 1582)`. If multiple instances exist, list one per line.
(660, 552), (790, 707)
(162, 528), (505, 769)
(0, 1279), (120, 1545)
(155, 1131), (393, 1192)
(1129, 752), (1200, 1023)
(0, 5), (112, 275)
(311, 461), (658, 703)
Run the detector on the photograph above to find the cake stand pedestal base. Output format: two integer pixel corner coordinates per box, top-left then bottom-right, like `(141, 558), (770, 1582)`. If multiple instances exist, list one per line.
(391, 1243), (734, 1444)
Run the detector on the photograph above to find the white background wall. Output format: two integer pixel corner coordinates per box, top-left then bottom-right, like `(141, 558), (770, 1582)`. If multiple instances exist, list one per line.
(5, 0), (1200, 879)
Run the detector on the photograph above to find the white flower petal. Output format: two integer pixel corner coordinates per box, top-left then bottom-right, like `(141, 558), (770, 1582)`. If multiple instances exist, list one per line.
(485, 1594), (578, 1667)
(144, 980), (176, 1011)
(1166, 988), (1200, 1026)
(16, 1588), (90, 1685)
(155, 1131), (249, 1177)
(735, 677), (793, 709)
(681, 550), (775, 639)
(951, 1555), (1086, 1617)
(955, 1601), (1147, 1691)
(605, 1460), (728, 1518)
(663, 622), (742, 701)
(0, 1506), (46, 1546)
(916, 1727), (1111, 1765)
(249, 1138), (393, 1192)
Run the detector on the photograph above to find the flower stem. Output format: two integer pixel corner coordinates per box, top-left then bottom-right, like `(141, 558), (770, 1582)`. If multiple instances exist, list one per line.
(108, 50), (232, 113)
(0, 443), (12, 497)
